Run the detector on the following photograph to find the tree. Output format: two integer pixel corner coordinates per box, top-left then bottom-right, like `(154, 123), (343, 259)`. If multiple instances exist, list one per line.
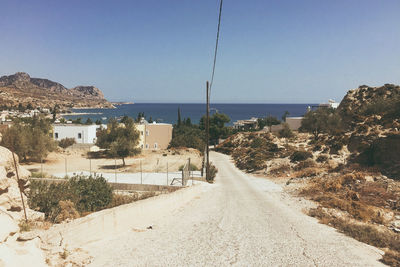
(0, 117), (56, 161)
(282, 111), (290, 122)
(300, 108), (342, 139)
(177, 108), (182, 127)
(26, 103), (33, 110)
(200, 113), (231, 145)
(96, 117), (141, 166)
(258, 115), (280, 131)
(85, 118), (93, 125)
(148, 116), (153, 123)
(169, 124), (205, 151)
(95, 119), (102, 125)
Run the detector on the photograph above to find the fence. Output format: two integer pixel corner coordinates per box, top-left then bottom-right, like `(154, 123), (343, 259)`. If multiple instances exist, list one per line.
(31, 157), (200, 187)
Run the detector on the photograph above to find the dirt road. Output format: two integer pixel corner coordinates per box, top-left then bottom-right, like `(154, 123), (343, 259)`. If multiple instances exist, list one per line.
(86, 152), (384, 266)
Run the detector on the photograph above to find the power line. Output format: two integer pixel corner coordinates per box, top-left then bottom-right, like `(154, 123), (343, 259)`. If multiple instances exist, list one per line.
(209, 0), (224, 97)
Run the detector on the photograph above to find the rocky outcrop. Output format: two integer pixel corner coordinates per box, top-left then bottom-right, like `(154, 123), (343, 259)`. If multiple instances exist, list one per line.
(0, 72), (113, 109)
(0, 146), (48, 267)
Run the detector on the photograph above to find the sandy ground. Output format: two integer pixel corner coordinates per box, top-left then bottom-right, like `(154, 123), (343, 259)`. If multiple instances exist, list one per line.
(54, 151), (384, 266)
(22, 147), (202, 177)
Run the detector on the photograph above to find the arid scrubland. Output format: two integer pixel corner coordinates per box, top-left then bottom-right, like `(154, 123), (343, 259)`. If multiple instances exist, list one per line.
(216, 84), (400, 266)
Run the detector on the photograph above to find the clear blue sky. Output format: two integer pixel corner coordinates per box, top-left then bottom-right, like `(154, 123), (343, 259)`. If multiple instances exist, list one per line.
(1, 0), (399, 103)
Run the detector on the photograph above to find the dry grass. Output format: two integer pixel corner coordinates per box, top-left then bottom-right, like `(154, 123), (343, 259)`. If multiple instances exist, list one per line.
(54, 200), (80, 223)
(109, 191), (158, 208)
(269, 164), (291, 176)
(294, 167), (322, 178)
(308, 207), (400, 266)
(301, 172), (392, 224)
(294, 159), (317, 170)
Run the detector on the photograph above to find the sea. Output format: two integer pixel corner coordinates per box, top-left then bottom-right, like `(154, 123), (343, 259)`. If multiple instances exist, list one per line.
(63, 103), (315, 126)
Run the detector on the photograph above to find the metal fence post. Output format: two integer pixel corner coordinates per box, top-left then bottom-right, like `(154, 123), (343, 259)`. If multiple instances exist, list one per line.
(167, 161), (168, 185)
(114, 158), (117, 183)
(65, 158), (67, 178)
(41, 158), (43, 178)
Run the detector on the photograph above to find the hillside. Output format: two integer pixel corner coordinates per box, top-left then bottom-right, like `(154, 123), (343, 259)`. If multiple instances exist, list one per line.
(0, 72), (113, 109)
(215, 84), (400, 265)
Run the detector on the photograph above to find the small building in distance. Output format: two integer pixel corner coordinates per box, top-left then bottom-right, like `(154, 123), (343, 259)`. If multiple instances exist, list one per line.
(233, 117), (258, 131)
(53, 124), (100, 144)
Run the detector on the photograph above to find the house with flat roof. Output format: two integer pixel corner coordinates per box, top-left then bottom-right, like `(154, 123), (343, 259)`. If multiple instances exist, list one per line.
(53, 124), (100, 144)
(233, 117), (258, 130)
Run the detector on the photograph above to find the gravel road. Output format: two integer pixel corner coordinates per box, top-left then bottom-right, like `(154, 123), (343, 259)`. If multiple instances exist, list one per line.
(86, 152), (385, 266)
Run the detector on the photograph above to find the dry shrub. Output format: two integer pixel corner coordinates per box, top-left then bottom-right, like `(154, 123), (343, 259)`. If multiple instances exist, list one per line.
(313, 194), (378, 222)
(316, 154), (329, 163)
(54, 200), (80, 223)
(109, 192), (157, 208)
(382, 250), (400, 266)
(295, 158), (316, 170)
(295, 167), (321, 178)
(269, 164), (291, 176)
(359, 182), (394, 207)
(309, 207), (400, 266)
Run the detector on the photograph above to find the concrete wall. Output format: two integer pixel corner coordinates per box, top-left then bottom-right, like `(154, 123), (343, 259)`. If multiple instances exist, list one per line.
(41, 184), (205, 249)
(144, 123), (173, 150)
(53, 125), (99, 144)
(286, 117), (303, 131)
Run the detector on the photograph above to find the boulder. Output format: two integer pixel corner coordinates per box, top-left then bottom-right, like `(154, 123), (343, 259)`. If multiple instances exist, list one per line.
(0, 210), (18, 242)
(0, 237), (47, 267)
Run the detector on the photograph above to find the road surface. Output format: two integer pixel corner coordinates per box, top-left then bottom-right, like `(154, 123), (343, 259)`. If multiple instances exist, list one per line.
(86, 152), (384, 266)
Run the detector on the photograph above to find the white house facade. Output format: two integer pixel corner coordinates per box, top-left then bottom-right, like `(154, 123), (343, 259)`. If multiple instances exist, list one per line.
(53, 124), (99, 144)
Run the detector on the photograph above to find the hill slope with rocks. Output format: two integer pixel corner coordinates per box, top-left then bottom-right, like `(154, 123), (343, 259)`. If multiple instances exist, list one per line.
(0, 72), (113, 109)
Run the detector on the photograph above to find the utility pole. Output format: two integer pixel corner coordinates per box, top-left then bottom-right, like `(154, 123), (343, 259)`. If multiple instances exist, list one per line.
(114, 158), (117, 183)
(140, 160), (143, 184)
(12, 151), (27, 222)
(65, 158), (67, 178)
(206, 81), (210, 182)
(41, 157), (43, 178)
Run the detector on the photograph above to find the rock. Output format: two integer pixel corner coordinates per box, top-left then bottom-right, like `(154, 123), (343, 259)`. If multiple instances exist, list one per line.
(17, 231), (41, 242)
(0, 238), (47, 267)
(392, 220), (400, 228)
(365, 176), (374, 182)
(0, 210), (18, 242)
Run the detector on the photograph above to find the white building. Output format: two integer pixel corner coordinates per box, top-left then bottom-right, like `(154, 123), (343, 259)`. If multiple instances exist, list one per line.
(52, 124), (100, 144)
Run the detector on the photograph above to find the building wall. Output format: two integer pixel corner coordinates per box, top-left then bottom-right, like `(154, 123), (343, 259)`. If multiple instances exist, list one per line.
(143, 123), (173, 150)
(286, 117), (303, 131)
(53, 125), (99, 144)
(135, 124), (145, 149)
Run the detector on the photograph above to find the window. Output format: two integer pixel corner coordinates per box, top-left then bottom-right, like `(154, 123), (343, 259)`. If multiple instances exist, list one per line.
(141, 131), (144, 136)
(145, 144), (149, 149)
(140, 144), (144, 148)
(78, 133), (82, 139)
(146, 130), (149, 136)
(154, 143), (158, 149)
(55, 133), (58, 139)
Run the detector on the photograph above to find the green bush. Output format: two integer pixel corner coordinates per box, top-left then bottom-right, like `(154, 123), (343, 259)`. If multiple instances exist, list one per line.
(207, 163), (218, 182)
(28, 175), (112, 222)
(58, 138), (76, 149)
(178, 163), (199, 171)
(290, 150), (313, 162)
(278, 123), (294, 138)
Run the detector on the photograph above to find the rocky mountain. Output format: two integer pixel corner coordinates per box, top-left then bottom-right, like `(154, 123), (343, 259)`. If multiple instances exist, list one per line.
(0, 72), (113, 109)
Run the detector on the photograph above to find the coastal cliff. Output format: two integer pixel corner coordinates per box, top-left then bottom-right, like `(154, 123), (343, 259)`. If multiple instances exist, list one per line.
(0, 72), (113, 109)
